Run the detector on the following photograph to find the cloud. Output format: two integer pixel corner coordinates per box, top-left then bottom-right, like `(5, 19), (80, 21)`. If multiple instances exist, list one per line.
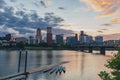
(110, 18), (120, 24)
(58, 24), (71, 27)
(101, 28), (108, 31)
(101, 17), (120, 26)
(58, 7), (65, 10)
(33, 2), (40, 7)
(53, 29), (74, 35)
(0, 26), (19, 36)
(40, 0), (52, 8)
(80, 0), (120, 17)
(97, 30), (103, 33)
(0, 0), (75, 37)
(101, 23), (112, 26)
(0, 0), (6, 8)
(74, 7), (90, 13)
(40, 1), (47, 8)
(0, 5), (72, 37)
(10, 0), (17, 2)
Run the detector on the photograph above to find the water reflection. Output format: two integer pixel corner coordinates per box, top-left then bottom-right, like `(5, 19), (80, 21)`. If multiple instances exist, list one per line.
(80, 53), (85, 79)
(35, 51), (42, 67)
(0, 50), (115, 80)
(46, 50), (53, 64)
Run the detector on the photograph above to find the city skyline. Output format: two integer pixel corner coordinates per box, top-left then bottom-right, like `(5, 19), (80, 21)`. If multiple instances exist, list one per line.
(0, 0), (120, 39)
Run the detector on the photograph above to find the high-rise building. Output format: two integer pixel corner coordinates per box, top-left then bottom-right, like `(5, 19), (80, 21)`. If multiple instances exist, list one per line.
(47, 27), (52, 44)
(36, 28), (42, 44)
(80, 31), (84, 36)
(79, 31), (93, 44)
(56, 34), (64, 45)
(95, 36), (103, 42)
(29, 36), (36, 45)
(85, 35), (93, 43)
(75, 34), (78, 41)
(6, 34), (12, 41)
(15, 37), (28, 44)
(66, 36), (78, 46)
(79, 31), (85, 44)
(95, 36), (103, 45)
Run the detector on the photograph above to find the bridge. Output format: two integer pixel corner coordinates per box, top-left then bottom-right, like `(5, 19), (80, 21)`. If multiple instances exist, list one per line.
(75, 45), (116, 55)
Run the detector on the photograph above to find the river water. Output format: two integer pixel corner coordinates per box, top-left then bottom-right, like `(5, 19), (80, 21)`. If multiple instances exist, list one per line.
(0, 50), (117, 80)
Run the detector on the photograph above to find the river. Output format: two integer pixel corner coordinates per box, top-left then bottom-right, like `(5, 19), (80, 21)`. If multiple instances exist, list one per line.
(0, 50), (117, 80)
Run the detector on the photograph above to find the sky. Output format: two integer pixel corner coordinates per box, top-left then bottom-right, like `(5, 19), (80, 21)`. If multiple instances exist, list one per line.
(0, 0), (120, 38)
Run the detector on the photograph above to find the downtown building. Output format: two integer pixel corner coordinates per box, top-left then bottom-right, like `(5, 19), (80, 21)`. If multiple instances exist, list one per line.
(66, 34), (78, 47)
(47, 27), (52, 45)
(79, 31), (93, 44)
(66, 36), (78, 47)
(95, 36), (103, 46)
(36, 28), (42, 44)
(29, 36), (36, 45)
(55, 34), (64, 45)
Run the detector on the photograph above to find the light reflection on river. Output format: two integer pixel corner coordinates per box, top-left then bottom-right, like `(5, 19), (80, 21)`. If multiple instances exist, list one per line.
(0, 50), (117, 80)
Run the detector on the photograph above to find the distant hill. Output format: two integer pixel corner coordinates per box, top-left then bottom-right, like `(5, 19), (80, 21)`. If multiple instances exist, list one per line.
(102, 33), (120, 41)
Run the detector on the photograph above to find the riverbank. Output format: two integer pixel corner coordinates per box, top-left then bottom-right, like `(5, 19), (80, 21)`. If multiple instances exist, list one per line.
(0, 46), (71, 50)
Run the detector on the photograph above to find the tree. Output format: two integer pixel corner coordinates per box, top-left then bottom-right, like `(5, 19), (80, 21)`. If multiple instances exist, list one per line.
(98, 47), (120, 80)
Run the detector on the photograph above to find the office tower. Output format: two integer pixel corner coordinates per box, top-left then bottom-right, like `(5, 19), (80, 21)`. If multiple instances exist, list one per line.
(84, 35), (93, 43)
(66, 36), (78, 46)
(95, 36), (103, 45)
(36, 28), (42, 44)
(6, 34), (12, 41)
(95, 36), (103, 42)
(80, 31), (84, 36)
(79, 31), (93, 44)
(75, 34), (78, 41)
(15, 37), (28, 44)
(79, 31), (85, 44)
(47, 27), (52, 44)
(56, 34), (64, 45)
(29, 36), (36, 45)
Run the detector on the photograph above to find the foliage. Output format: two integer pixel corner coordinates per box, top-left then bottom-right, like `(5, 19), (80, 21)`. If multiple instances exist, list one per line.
(0, 77), (4, 80)
(98, 47), (120, 80)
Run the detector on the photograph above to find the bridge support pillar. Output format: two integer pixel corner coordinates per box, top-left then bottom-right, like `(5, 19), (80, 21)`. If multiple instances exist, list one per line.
(88, 47), (93, 53)
(80, 47), (84, 52)
(100, 47), (105, 55)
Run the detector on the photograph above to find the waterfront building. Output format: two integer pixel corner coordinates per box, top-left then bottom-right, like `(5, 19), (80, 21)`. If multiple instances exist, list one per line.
(80, 35), (93, 44)
(47, 27), (52, 44)
(95, 36), (103, 42)
(1, 40), (10, 46)
(114, 40), (120, 46)
(36, 28), (42, 44)
(56, 34), (64, 45)
(79, 31), (93, 45)
(66, 36), (78, 46)
(15, 37), (28, 44)
(103, 40), (120, 46)
(85, 35), (93, 43)
(29, 36), (36, 45)
(95, 36), (103, 45)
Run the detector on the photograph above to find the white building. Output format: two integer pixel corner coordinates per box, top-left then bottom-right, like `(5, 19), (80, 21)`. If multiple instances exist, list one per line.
(15, 37), (28, 44)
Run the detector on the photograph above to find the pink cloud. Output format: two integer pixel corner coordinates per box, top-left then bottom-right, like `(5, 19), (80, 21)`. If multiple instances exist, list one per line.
(80, 0), (120, 17)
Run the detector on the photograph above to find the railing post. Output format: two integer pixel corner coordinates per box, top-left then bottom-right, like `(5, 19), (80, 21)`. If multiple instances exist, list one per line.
(18, 50), (22, 73)
(24, 50), (28, 73)
(88, 47), (93, 53)
(80, 46), (84, 52)
(100, 47), (105, 55)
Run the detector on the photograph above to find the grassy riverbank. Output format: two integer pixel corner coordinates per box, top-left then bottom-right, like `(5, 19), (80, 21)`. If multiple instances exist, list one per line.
(24, 46), (54, 50)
